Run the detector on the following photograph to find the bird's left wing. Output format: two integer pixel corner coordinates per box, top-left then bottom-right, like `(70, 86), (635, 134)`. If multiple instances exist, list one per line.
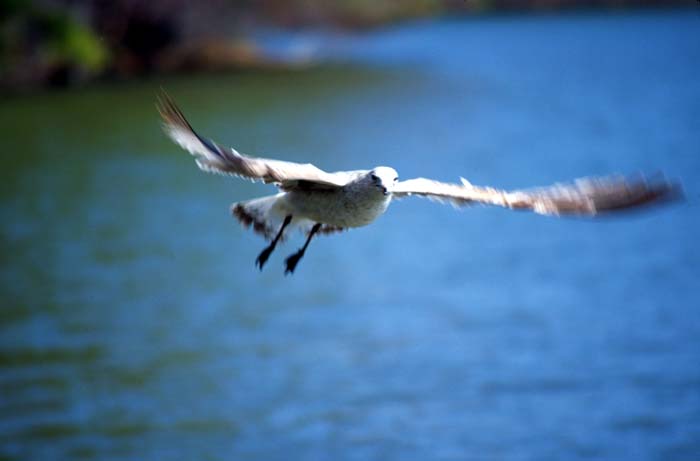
(392, 175), (680, 216)
(157, 92), (352, 188)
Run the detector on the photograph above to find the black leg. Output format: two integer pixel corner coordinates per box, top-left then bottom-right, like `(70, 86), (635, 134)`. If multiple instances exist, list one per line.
(255, 215), (292, 270)
(284, 223), (322, 275)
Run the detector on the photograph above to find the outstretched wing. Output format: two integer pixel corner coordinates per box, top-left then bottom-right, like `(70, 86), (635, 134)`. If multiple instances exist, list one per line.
(157, 92), (354, 188)
(392, 175), (680, 216)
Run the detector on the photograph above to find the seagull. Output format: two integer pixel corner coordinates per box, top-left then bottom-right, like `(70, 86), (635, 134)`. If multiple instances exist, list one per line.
(157, 92), (679, 274)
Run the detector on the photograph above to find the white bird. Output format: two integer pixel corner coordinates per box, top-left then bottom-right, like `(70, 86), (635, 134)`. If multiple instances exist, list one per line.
(157, 92), (679, 274)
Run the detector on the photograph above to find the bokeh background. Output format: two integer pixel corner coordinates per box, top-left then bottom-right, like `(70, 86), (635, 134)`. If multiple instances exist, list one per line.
(1, 1), (699, 460)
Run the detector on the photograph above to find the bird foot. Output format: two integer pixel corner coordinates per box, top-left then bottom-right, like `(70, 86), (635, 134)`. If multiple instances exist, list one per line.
(255, 245), (275, 270)
(284, 250), (305, 275)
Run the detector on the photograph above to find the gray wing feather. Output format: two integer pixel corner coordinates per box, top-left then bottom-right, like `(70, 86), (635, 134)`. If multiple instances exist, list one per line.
(393, 175), (681, 216)
(157, 92), (350, 188)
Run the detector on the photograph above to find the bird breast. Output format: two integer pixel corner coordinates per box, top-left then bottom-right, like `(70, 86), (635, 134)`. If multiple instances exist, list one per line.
(285, 184), (391, 228)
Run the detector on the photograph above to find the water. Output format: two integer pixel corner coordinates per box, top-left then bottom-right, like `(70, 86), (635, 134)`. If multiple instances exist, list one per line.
(1, 9), (699, 461)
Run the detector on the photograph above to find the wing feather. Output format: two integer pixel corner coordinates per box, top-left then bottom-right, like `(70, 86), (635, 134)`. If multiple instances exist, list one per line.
(156, 91), (350, 188)
(393, 175), (681, 216)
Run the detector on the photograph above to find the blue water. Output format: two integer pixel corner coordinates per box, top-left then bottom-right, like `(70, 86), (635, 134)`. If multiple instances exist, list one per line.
(1, 9), (699, 461)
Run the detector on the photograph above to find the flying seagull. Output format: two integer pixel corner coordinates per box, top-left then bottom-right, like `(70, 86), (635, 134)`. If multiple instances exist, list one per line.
(157, 92), (679, 274)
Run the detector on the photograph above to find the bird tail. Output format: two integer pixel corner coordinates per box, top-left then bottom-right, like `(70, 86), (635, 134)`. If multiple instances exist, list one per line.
(231, 193), (289, 241)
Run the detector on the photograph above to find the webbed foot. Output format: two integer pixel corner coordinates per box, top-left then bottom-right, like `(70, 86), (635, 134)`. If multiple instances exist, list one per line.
(284, 250), (305, 275)
(255, 245), (275, 270)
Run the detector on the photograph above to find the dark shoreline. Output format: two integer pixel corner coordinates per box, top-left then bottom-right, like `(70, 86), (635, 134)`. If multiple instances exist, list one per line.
(1, 3), (696, 94)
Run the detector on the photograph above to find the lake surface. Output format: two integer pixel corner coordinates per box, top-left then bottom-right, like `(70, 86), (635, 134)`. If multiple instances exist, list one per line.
(1, 9), (699, 461)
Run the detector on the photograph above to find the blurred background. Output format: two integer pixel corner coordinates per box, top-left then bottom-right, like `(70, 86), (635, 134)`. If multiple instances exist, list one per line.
(1, 1), (699, 460)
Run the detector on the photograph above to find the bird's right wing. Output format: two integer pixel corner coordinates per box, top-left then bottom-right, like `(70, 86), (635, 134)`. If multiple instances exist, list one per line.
(157, 92), (352, 188)
(393, 175), (680, 216)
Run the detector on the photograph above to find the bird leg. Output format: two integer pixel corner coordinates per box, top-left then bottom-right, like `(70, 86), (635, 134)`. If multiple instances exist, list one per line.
(255, 215), (292, 270)
(284, 223), (322, 275)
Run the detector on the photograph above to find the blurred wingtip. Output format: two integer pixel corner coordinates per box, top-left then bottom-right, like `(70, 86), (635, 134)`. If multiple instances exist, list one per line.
(598, 174), (685, 216)
(155, 87), (170, 116)
(643, 172), (684, 203)
(155, 88), (194, 134)
(655, 178), (684, 206)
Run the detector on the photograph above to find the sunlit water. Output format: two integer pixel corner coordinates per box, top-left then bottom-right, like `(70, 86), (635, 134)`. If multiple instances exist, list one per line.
(1, 9), (699, 461)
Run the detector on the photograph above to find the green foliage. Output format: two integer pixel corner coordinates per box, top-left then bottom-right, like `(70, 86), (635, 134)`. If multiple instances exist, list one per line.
(46, 16), (108, 72)
(0, 1), (109, 86)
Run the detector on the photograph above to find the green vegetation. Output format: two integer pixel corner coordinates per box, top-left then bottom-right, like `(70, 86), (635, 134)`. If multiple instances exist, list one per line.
(1, 1), (108, 87)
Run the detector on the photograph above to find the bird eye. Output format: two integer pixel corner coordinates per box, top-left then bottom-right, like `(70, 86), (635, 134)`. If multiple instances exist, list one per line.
(394, 176), (399, 182)
(371, 174), (378, 181)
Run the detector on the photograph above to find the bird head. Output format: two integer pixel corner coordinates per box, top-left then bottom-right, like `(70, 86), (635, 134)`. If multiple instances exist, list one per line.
(368, 167), (399, 196)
